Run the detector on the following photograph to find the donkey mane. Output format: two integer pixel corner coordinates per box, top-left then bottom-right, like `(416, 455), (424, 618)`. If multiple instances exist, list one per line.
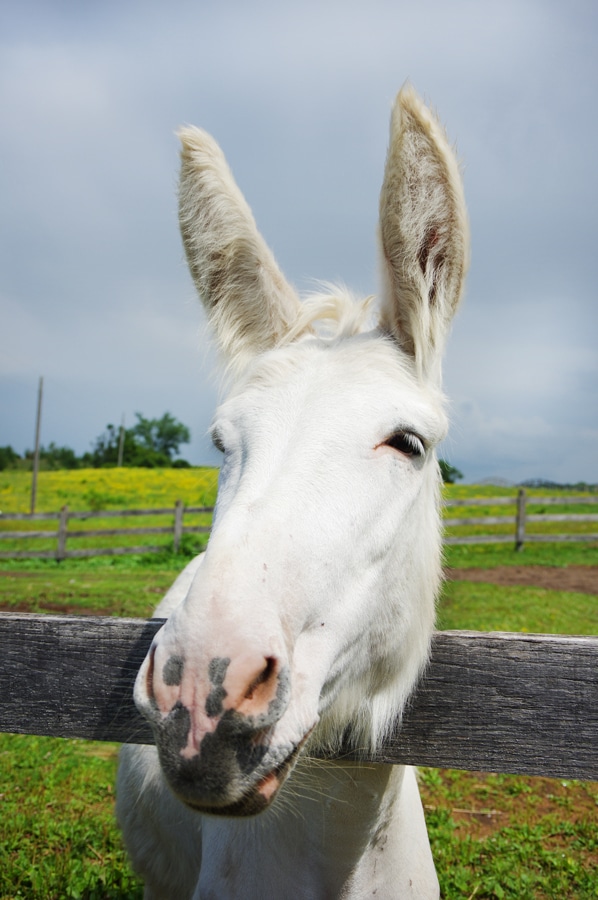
(217, 286), (375, 388)
(281, 287), (375, 343)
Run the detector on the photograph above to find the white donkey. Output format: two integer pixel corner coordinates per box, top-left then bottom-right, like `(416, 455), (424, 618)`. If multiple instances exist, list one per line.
(117, 86), (469, 899)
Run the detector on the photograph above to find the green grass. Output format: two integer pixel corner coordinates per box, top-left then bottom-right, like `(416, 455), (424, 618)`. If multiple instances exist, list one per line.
(444, 540), (598, 569)
(0, 473), (596, 898)
(420, 768), (598, 899)
(438, 582), (598, 635)
(0, 735), (142, 899)
(0, 563), (177, 618)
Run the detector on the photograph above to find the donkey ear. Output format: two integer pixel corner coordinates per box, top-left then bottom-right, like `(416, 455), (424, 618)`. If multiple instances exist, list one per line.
(378, 86), (469, 383)
(178, 127), (301, 364)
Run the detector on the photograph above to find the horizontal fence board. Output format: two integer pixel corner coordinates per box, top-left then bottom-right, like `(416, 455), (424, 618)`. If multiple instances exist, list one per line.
(523, 496), (598, 506)
(525, 534), (598, 543)
(444, 535), (515, 545)
(444, 516), (513, 527)
(66, 527), (174, 539)
(526, 514), (598, 523)
(0, 549), (56, 560)
(1, 613), (596, 780)
(443, 498), (516, 507)
(373, 631), (598, 780)
(0, 512), (60, 522)
(0, 530), (59, 539)
(68, 508), (185, 519)
(63, 545), (165, 559)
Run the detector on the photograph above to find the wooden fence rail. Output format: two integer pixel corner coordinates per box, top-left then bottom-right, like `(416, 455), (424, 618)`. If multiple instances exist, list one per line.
(0, 502), (212, 560)
(444, 489), (598, 548)
(1, 612), (596, 781)
(1, 492), (597, 559)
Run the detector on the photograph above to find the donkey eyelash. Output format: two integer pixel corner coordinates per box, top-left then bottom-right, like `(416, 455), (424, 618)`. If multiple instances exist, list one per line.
(210, 429), (226, 453)
(382, 430), (426, 458)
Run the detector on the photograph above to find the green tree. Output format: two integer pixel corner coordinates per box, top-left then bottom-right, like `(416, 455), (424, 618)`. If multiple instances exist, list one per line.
(0, 445), (20, 470)
(85, 413), (191, 468)
(132, 412), (191, 461)
(439, 459), (463, 484)
(39, 442), (80, 470)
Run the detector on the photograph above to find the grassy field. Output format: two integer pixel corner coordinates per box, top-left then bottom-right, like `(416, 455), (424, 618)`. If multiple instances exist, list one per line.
(0, 470), (596, 898)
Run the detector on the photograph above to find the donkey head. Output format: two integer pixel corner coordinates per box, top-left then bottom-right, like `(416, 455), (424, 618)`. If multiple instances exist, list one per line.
(134, 86), (468, 816)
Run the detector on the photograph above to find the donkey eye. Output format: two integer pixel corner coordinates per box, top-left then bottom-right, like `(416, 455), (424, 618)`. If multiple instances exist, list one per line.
(211, 429), (226, 453)
(383, 430), (425, 458)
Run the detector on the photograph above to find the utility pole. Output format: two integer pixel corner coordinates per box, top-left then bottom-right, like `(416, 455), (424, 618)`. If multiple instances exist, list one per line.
(30, 376), (43, 515)
(117, 413), (125, 467)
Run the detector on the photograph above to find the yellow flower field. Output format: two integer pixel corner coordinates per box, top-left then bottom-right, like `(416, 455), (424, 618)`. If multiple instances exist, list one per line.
(0, 467), (219, 514)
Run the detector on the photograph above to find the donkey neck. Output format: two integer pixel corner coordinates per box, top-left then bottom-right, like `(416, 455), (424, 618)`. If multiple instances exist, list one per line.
(197, 760), (438, 899)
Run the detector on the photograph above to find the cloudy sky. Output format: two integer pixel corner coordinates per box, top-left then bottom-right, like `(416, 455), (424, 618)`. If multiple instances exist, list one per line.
(1, 0), (596, 483)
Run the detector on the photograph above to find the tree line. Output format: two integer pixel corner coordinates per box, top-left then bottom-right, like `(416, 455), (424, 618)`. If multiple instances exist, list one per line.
(0, 413), (192, 471)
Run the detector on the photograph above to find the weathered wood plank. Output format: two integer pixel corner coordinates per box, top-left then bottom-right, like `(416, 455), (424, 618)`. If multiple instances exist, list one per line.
(444, 535), (514, 545)
(526, 496), (598, 506)
(526, 514), (598, 523)
(443, 516), (514, 527)
(376, 631), (598, 780)
(443, 498), (515, 507)
(1, 614), (596, 780)
(0, 613), (158, 745)
(0, 512), (59, 521)
(525, 534), (598, 543)
(66, 527), (174, 538)
(62, 546), (165, 559)
(0, 550), (56, 560)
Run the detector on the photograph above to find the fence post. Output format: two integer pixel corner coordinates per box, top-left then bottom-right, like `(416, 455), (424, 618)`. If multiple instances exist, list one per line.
(515, 489), (527, 551)
(56, 506), (69, 561)
(173, 500), (184, 553)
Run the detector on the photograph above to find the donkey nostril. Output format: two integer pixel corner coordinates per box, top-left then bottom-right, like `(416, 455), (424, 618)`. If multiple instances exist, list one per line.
(245, 657), (276, 700)
(242, 657), (280, 709)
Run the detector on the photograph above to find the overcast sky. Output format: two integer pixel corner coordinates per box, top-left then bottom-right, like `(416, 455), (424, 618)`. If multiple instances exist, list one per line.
(1, 0), (596, 484)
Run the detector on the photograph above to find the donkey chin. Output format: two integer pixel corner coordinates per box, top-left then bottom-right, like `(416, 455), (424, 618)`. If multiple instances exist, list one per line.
(152, 712), (309, 817)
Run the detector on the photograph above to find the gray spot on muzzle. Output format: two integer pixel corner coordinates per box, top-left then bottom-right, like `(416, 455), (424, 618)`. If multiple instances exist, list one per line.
(151, 663), (295, 816)
(205, 656), (231, 718)
(162, 655), (184, 686)
(156, 706), (270, 811)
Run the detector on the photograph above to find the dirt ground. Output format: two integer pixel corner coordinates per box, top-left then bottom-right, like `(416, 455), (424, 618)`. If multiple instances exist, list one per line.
(445, 565), (598, 595)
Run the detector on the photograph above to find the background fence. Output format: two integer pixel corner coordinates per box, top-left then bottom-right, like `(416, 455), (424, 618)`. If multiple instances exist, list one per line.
(1, 490), (597, 560)
(0, 502), (212, 560)
(444, 489), (598, 548)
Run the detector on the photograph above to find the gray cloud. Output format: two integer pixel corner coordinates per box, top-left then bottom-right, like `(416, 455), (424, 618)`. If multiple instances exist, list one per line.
(1, 0), (596, 480)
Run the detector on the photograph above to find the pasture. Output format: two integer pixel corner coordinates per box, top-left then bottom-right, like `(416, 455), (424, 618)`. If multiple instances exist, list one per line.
(0, 470), (597, 898)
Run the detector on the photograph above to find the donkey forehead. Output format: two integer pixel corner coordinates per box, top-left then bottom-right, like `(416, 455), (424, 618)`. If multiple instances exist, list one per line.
(215, 335), (448, 443)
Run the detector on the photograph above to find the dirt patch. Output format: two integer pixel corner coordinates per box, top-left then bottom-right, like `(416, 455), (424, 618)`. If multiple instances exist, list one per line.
(445, 565), (598, 595)
(3, 601), (116, 617)
(422, 770), (598, 841)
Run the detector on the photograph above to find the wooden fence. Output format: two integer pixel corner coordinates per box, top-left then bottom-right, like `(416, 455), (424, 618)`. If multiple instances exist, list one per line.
(1, 612), (597, 781)
(0, 502), (212, 560)
(445, 489), (598, 548)
(1, 491), (597, 560)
